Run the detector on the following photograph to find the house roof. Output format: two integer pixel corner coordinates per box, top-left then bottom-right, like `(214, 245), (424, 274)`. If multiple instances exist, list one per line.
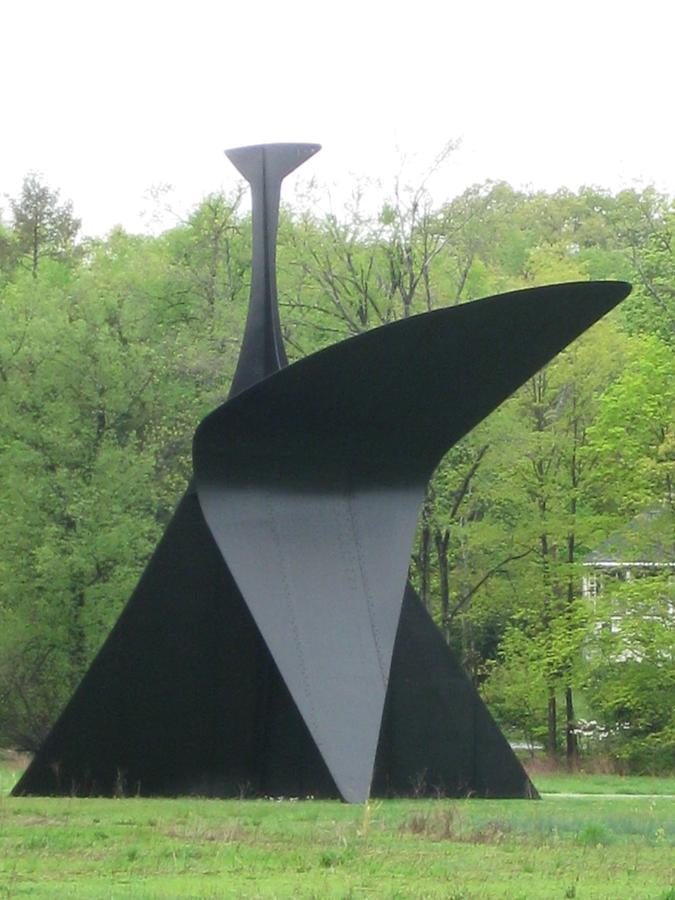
(584, 505), (675, 567)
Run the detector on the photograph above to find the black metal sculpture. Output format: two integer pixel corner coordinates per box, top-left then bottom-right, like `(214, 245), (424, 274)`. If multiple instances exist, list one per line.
(14, 144), (631, 802)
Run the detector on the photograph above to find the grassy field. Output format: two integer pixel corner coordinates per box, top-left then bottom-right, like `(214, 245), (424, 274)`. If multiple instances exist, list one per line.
(1, 757), (673, 899)
(531, 771), (675, 796)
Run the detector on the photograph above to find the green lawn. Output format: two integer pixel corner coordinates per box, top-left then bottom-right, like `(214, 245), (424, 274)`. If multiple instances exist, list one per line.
(1, 760), (673, 898)
(0, 760), (23, 798)
(533, 772), (675, 796)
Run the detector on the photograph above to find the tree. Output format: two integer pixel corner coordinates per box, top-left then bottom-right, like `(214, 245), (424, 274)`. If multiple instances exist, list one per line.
(9, 174), (80, 278)
(583, 569), (675, 772)
(585, 334), (674, 515)
(480, 316), (630, 762)
(606, 189), (674, 344)
(0, 220), (19, 284)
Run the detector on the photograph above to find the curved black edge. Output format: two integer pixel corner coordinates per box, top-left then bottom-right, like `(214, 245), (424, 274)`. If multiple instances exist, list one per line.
(197, 281), (631, 484)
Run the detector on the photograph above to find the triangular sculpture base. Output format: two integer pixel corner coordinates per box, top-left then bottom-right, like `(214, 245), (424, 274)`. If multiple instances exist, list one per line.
(14, 495), (534, 799)
(375, 585), (537, 798)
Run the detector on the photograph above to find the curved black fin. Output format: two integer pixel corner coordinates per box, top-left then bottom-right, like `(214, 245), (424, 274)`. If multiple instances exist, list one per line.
(195, 280), (631, 801)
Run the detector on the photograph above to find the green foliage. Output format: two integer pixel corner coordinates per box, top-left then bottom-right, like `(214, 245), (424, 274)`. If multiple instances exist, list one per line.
(482, 628), (550, 749)
(8, 174), (80, 278)
(0, 187), (249, 747)
(585, 336), (675, 514)
(608, 189), (674, 344)
(583, 573), (675, 773)
(0, 171), (673, 770)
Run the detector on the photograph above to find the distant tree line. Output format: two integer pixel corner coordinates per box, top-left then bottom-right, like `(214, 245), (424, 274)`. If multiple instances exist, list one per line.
(0, 167), (672, 771)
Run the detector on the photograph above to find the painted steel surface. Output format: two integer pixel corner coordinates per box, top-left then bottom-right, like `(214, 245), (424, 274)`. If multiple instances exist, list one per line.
(226, 144), (320, 397)
(194, 279), (630, 800)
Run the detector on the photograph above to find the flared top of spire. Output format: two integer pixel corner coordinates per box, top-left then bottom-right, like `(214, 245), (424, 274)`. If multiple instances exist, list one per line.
(226, 143), (321, 398)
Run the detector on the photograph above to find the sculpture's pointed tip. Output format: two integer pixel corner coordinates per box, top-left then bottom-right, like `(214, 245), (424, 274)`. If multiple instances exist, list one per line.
(595, 279), (632, 303)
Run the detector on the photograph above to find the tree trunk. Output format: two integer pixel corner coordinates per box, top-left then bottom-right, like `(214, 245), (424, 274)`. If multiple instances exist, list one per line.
(32, 219), (39, 279)
(434, 528), (450, 642)
(70, 590), (87, 683)
(547, 690), (558, 759)
(565, 685), (579, 768)
(418, 522), (431, 612)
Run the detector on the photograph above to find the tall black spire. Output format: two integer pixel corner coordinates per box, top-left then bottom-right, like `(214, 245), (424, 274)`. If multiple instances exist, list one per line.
(226, 143), (320, 397)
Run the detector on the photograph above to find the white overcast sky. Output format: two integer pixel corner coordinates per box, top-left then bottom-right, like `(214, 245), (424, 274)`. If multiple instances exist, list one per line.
(2, 0), (673, 237)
